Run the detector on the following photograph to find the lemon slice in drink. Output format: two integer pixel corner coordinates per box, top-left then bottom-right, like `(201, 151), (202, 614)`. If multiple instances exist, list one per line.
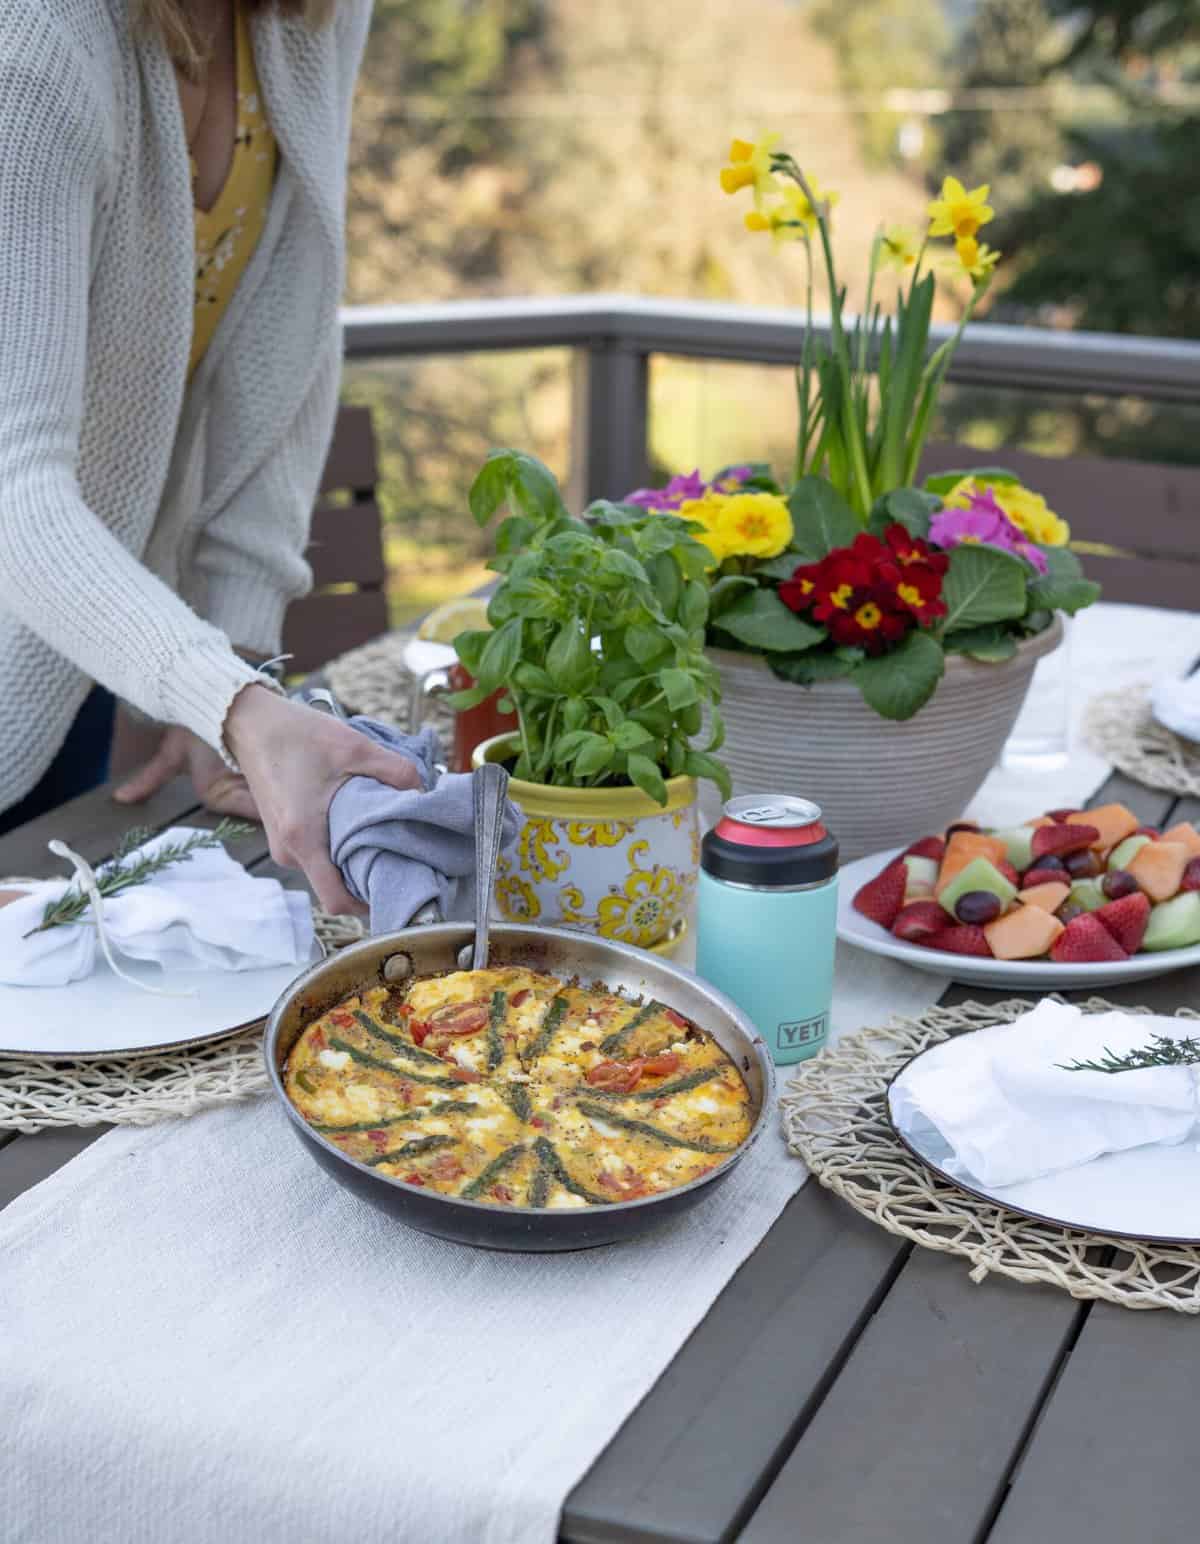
(417, 596), (491, 645)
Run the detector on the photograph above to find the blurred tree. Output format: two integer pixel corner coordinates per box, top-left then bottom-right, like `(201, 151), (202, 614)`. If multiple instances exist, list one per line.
(938, 0), (1064, 212)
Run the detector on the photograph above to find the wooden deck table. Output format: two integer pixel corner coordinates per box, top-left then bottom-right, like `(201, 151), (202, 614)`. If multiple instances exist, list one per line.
(4, 702), (1200, 1544)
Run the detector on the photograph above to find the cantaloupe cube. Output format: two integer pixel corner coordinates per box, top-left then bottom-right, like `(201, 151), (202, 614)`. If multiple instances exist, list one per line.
(1128, 840), (1189, 903)
(1018, 881), (1071, 914)
(1076, 802), (1139, 853)
(1162, 821), (1200, 860)
(984, 905), (1065, 960)
(1025, 816), (1056, 829)
(937, 832), (1010, 893)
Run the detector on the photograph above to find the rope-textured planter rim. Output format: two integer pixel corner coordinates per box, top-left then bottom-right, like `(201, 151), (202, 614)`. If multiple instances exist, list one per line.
(781, 996), (1200, 1315)
(1086, 682), (1200, 799)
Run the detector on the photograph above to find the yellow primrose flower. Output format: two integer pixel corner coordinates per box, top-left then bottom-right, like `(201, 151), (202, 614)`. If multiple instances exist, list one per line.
(719, 134), (780, 208)
(705, 491), (794, 560)
(676, 493), (731, 567)
(952, 234), (1001, 282)
(946, 477), (1071, 547)
(928, 176), (995, 241)
(745, 179), (839, 244)
(880, 225), (920, 271)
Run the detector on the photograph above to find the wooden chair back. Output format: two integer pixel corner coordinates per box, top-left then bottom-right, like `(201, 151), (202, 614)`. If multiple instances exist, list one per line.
(281, 404), (390, 673)
(920, 443), (1200, 611)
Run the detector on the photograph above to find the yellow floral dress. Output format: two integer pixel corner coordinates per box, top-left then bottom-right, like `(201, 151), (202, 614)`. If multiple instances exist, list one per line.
(188, 5), (279, 379)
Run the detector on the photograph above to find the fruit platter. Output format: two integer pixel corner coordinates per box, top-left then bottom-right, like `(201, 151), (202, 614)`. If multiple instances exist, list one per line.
(836, 801), (1200, 987)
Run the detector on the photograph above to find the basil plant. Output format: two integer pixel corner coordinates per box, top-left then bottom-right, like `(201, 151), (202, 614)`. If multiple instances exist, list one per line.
(451, 450), (732, 807)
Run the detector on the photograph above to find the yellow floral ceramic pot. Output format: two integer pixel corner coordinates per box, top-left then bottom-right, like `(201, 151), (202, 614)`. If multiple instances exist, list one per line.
(473, 736), (699, 955)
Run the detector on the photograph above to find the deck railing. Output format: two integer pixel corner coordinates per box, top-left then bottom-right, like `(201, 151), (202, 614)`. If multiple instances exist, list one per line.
(339, 294), (1200, 506)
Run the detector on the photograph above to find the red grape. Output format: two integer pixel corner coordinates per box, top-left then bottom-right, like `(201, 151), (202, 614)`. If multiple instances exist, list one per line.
(1101, 870), (1139, 900)
(954, 890), (1003, 925)
(1064, 850), (1102, 879)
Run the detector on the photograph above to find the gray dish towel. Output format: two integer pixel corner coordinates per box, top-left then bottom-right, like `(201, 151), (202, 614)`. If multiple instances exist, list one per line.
(327, 718), (521, 933)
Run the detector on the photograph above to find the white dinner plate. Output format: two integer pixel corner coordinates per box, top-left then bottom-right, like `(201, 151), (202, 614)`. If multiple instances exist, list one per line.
(0, 944), (322, 1061)
(888, 1041), (1200, 1244)
(837, 846), (1200, 989)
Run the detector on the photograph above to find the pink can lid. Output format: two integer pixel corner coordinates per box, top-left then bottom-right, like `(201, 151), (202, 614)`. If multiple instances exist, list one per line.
(714, 796), (828, 849)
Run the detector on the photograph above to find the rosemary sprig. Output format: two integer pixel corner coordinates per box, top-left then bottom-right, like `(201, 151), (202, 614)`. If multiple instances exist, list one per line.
(28, 820), (256, 937)
(1059, 1034), (1200, 1074)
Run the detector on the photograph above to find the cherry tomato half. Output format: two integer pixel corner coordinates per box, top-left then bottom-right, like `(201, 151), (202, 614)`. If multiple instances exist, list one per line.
(585, 1058), (646, 1093)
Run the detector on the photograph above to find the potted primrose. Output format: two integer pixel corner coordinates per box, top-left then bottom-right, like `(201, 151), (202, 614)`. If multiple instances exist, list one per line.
(450, 450), (731, 954)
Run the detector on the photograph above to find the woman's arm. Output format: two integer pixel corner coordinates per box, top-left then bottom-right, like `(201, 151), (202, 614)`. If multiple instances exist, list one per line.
(0, 20), (262, 755)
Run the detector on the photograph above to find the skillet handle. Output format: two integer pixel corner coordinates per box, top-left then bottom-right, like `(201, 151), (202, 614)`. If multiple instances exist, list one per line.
(471, 762), (510, 971)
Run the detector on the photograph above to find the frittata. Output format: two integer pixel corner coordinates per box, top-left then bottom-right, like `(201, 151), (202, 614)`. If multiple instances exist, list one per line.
(284, 966), (754, 1208)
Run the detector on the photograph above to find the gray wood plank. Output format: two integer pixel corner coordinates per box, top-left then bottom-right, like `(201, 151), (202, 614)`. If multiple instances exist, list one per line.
(987, 1302), (1200, 1544)
(0, 1125), (110, 1210)
(562, 1185), (906, 1544)
(0, 776), (200, 879)
(739, 1247), (1085, 1544)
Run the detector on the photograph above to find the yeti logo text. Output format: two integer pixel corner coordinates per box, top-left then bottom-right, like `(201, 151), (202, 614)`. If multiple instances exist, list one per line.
(777, 1015), (826, 1051)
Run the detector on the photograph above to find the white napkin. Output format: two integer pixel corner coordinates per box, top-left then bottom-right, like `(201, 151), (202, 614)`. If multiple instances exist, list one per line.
(889, 1000), (1200, 1189)
(1150, 672), (1200, 741)
(0, 827), (314, 987)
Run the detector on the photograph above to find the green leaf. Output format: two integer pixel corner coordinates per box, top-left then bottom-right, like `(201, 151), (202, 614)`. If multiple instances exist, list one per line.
(754, 551), (803, 582)
(545, 623), (592, 691)
(625, 623), (669, 665)
(854, 632), (945, 721)
(553, 730), (594, 760)
(679, 579), (709, 632)
(922, 465), (1021, 497)
(943, 624), (1018, 662)
(612, 720), (654, 751)
(683, 750), (732, 800)
(713, 589), (827, 653)
(768, 652), (854, 686)
(599, 548), (650, 586)
(593, 696), (624, 730)
(660, 668), (700, 710)
(475, 618), (523, 690)
(453, 629), (490, 676)
(562, 698), (588, 731)
(468, 452), (515, 527)
(444, 683), (493, 711)
(708, 575), (757, 617)
(626, 753), (669, 806)
(940, 544), (1030, 632)
(505, 579), (562, 619)
(704, 703), (725, 753)
(867, 488), (939, 541)
(787, 477), (861, 561)
(1026, 546), (1101, 616)
(648, 552), (682, 618)
(665, 735), (688, 777)
(494, 515), (536, 558)
(574, 737), (615, 778)
(512, 662), (556, 694)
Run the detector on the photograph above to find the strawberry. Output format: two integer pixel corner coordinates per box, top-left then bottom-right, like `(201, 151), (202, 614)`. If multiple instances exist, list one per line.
(904, 835), (946, 863)
(997, 858), (1020, 888)
(1094, 892), (1151, 954)
(1047, 808), (1082, 823)
(1135, 826), (1161, 839)
(1049, 914), (1129, 964)
(1031, 822), (1101, 861)
(1182, 858), (1200, 893)
(1022, 865), (1071, 889)
(853, 860), (908, 930)
(935, 924), (993, 958)
(892, 901), (951, 945)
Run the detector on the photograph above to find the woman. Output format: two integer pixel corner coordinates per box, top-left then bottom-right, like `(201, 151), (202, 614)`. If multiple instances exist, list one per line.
(0, 0), (418, 913)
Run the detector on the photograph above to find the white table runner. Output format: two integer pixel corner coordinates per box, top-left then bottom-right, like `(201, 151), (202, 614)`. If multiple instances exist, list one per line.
(3, 602), (1200, 1544)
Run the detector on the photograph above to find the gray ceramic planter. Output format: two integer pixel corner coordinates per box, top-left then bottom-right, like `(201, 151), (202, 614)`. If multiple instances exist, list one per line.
(706, 616), (1064, 860)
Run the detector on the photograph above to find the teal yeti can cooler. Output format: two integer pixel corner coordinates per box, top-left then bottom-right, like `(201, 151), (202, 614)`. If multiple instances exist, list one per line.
(696, 796), (839, 1066)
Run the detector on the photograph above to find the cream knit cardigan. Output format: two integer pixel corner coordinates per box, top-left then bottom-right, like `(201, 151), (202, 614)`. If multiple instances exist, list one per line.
(0, 0), (372, 812)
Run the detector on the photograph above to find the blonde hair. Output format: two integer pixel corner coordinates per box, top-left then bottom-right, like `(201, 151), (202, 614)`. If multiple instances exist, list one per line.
(134, 0), (338, 76)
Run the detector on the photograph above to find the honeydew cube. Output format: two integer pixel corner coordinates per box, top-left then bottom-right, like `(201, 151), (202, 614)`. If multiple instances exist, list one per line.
(1127, 840), (1190, 903)
(1143, 893), (1200, 952)
(984, 905), (1064, 961)
(1108, 834), (1150, 872)
(902, 855), (939, 901)
(938, 857), (1018, 921)
(937, 833), (1010, 894)
(990, 826), (1036, 872)
(1068, 878), (1107, 913)
(1076, 802), (1139, 853)
(1018, 881), (1071, 914)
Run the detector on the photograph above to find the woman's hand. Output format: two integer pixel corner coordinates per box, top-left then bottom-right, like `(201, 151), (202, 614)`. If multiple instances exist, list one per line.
(223, 686), (423, 915)
(114, 725), (260, 821)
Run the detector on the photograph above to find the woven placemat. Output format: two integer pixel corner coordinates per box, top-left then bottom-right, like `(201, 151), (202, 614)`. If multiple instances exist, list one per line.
(0, 908), (366, 1133)
(325, 628), (457, 745)
(1085, 682), (1200, 799)
(781, 997), (1200, 1315)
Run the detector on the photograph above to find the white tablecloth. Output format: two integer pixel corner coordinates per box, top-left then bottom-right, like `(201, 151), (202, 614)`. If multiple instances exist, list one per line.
(2, 602), (1198, 1544)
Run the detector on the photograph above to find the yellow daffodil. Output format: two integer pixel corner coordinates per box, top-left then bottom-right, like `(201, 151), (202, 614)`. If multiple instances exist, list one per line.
(948, 234), (1001, 283)
(879, 225), (920, 271)
(719, 134), (780, 208)
(928, 176), (995, 241)
(745, 179), (839, 244)
(946, 477), (1070, 547)
(683, 490), (793, 562)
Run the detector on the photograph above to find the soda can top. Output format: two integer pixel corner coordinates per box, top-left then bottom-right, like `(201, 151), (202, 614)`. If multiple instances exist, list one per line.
(703, 792), (838, 887)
